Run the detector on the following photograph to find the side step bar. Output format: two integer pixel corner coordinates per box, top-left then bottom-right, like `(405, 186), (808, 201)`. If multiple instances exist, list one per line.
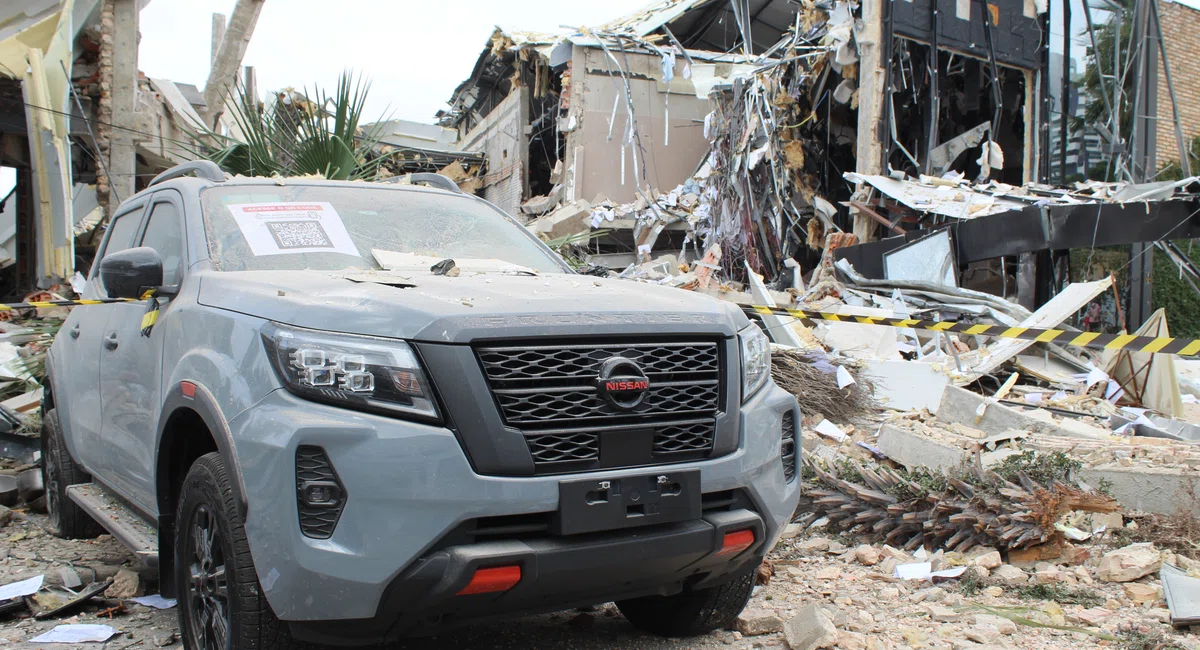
(67, 484), (159, 567)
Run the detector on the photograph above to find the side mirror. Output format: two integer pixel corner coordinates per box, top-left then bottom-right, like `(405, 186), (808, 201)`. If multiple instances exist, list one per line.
(100, 247), (164, 299)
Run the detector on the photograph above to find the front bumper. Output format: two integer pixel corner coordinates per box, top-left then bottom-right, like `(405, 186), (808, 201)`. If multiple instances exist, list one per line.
(290, 508), (764, 645)
(229, 382), (799, 627)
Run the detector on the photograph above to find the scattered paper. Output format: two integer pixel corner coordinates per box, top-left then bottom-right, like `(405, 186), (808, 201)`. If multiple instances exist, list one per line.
(228, 202), (359, 258)
(1055, 523), (1092, 542)
(836, 366), (856, 389)
(930, 567), (968, 581)
(894, 562), (932, 580)
(69, 272), (87, 295)
(1024, 392), (1044, 403)
(893, 561), (967, 581)
(814, 419), (848, 442)
(0, 575), (43, 601)
(129, 594), (177, 609)
(1183, 394), (1198, 404)
(30, 624), (116, 644)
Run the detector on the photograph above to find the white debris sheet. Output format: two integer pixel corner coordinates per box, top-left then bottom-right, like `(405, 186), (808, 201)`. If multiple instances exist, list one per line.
(29, 624), (117, 644)
(130, 594), (177, 609)
(845, 173), (1029, 219)
(0, 574), (42, 601)
(1162, 563), (1200, 627)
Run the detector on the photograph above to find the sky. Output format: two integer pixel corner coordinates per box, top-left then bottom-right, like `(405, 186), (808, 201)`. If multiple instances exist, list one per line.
(138, 0), (653, 126)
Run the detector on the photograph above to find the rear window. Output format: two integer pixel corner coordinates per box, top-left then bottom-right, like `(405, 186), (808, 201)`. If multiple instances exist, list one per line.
(199, 184), (567, 273)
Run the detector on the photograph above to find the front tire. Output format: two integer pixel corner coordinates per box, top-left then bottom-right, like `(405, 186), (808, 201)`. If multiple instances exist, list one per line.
(175, 452), (295, 650)
(616, 566), (756, 637)
(41, 408), (102, 539)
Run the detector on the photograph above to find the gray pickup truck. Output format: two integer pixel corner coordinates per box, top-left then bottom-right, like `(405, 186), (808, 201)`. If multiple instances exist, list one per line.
(41, 161), (800, 649)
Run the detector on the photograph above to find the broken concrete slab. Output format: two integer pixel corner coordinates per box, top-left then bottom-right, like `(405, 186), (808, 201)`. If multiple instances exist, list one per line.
(530, 200), (592, 240)
(1078, 466), (1200, 518)
(877, 424), (970, 472)
(936, 386), (1106, 440)
(937, 385), (1057, 436)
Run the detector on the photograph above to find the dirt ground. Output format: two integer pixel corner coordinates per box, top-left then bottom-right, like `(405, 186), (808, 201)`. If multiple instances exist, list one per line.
(0, 512), (1196, 650)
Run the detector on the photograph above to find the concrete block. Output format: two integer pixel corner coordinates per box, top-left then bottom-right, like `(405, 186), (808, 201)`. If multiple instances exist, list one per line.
(1079, 465), (1200, 517)
(877, 424), (967, 472)
(936, 386), (1059, 436)
(531, 200), (592, 240)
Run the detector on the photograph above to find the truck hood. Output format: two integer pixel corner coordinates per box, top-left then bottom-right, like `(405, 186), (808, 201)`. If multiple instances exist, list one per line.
(197, 270), (749, 342)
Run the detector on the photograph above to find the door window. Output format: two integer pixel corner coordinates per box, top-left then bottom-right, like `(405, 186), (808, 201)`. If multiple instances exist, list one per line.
(140, 201), (185, 286)
(98, 209), (142, 262)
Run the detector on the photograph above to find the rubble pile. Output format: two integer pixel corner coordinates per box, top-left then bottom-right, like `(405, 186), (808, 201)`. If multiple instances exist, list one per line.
(744, 527), (1200, 650)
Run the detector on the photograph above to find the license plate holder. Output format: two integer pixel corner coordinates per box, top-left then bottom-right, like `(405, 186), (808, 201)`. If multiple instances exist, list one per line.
(553, 469), (701, 536)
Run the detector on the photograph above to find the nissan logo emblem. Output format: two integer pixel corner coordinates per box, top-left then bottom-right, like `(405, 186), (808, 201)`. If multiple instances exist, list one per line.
(595, 357), (650, 410)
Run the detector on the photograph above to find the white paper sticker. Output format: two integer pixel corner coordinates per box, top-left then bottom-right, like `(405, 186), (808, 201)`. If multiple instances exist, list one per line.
(0, 575), (42, 601)
(30, 624), (116, 644)
(228, 202), (358, 257)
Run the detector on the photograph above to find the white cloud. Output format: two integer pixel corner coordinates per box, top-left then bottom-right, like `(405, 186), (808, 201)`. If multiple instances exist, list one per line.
(138, 0), (652, 124)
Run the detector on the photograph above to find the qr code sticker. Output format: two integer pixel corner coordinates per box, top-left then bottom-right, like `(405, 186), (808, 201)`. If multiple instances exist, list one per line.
(266, 220), (334, 250)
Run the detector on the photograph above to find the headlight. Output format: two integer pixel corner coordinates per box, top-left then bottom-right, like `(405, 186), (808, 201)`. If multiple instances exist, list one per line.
(740, 323), (771, 401)
(262, 322), (439, 421)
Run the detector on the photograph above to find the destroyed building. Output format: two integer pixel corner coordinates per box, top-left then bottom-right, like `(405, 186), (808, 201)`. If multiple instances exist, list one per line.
(0, 0), (264, 296)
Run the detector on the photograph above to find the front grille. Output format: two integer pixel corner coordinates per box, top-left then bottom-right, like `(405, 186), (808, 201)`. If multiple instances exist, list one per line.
(476, 340), (723, 473)
(781, 411), (797, 483)
(495, 383), (719, 423)
(295, 446), (346, 539)
(526, 431), (600, 464)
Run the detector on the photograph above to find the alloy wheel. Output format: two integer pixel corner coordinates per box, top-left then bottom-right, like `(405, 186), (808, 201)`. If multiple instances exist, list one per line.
(185, 504), (230, 650)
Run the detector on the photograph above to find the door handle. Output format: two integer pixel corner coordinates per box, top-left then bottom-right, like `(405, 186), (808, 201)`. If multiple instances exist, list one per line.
(104, 332), (118, 350)
(69, 324), (80, 339)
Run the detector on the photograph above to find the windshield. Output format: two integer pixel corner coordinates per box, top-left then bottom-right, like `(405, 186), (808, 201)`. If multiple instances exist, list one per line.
(199, 184), (568, 273)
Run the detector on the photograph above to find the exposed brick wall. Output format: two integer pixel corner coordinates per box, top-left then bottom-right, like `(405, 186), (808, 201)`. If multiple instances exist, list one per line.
(1156, 0), (1200, 168)
(96, 0), (114, 214)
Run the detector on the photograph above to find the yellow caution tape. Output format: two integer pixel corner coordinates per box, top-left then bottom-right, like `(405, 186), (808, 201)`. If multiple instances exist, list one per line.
(3, 297), (1191, 356)
(744, 305), (1200, 357)
(0, 298), (138, 311)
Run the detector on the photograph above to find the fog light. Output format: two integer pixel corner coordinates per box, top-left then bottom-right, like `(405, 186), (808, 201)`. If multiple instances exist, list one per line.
(458, 565), (522, 596)
(715, 529), (755, 557)
(300, 481), (342, 507)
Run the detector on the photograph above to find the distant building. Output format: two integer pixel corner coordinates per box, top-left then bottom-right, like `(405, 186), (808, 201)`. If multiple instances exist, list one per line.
(1156, 0), (1200, 170)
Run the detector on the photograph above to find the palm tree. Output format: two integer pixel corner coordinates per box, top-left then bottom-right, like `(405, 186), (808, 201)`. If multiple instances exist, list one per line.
(194, 71), (395, 181)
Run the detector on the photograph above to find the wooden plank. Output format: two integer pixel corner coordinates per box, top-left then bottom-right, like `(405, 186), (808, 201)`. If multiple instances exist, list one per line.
(1, 388), (42, 413)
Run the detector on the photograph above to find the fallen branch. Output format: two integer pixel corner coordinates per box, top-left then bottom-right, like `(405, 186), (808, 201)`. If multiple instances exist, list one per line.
(798, 452), (1119, 552)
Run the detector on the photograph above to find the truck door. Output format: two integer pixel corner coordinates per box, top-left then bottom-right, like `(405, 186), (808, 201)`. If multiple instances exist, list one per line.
(99, 191), (186, 512)
(55, 202), (147, 478)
